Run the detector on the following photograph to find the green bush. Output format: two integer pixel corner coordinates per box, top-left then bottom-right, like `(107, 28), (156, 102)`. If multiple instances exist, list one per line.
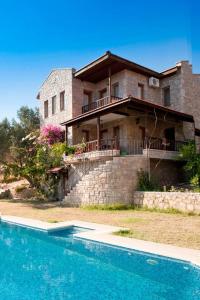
(137, 170), (159, 191)
(66, 145), (76, 155)
(83, 203), (134, 211)
(179, 142), (200, 188)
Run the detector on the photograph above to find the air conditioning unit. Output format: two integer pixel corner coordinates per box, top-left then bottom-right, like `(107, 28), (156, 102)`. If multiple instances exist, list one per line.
(149, 77), (160, 88)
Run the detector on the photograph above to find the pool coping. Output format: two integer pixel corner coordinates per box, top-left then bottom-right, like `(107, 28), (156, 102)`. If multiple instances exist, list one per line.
(1, 215), (200, 267)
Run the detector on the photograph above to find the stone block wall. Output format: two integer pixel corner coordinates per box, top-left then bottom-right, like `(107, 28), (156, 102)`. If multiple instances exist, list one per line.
(39, 69), (73, 126)
(133, 191), (200, 213)
(66, 158), (112, 192)
(63, 156), (148, 206)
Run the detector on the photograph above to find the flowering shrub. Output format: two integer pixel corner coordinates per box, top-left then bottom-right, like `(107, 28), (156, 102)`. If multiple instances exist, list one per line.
(40, 124), (63, 145)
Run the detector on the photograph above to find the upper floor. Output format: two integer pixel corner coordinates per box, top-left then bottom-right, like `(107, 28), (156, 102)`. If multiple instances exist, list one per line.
(37, 51), (200, 128)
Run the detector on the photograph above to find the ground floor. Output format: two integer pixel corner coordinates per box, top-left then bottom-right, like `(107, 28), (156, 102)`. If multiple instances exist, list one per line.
(0, 199), (199, 249)
(61, 154), (185, 206)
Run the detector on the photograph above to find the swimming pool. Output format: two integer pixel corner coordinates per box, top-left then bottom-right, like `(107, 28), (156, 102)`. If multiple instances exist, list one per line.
(0, 221), (199, 300)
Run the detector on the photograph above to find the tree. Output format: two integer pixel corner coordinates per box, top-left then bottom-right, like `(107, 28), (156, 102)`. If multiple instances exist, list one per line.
(3, 128), (67, 199)
(0, 118), (12, 160)
(17, 106), (40, 133)
(179, 142), (200, 187)
(0, 106), (40, 161)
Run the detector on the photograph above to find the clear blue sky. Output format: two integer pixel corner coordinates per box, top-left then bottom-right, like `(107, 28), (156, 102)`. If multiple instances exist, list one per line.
(0, 0), (199, 121)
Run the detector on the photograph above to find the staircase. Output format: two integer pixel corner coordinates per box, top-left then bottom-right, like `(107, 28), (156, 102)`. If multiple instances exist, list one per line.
(63, 156), (146, 206)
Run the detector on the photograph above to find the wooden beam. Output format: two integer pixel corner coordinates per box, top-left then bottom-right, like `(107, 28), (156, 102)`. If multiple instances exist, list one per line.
(114, 111), (129, 116)
(97, 116), (101, 150)
(108, 67), (111, 102)
(65, 125), (68, 145)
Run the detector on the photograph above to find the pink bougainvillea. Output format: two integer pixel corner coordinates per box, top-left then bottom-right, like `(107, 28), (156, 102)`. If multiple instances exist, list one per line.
(40, 124), (63, 145)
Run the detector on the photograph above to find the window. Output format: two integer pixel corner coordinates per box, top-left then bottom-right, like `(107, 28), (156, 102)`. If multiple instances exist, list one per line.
(138, 83), (144, 99)
(112, 83), (119, 97)
(44, 100), (48, 118)
(82, 130), (90, 142)
(163, 86), (171, 106)
(99, 88), (107, 99)
(60, 91), (65, 111)
(52, 96), (56, 115)
(83, 90), (92, 106)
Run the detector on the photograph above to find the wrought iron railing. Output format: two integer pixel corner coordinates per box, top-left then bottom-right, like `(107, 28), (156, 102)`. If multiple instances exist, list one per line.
(82, 96), (122, 114)
(71, 138), (188, 156)
(82, 138), (188, 155)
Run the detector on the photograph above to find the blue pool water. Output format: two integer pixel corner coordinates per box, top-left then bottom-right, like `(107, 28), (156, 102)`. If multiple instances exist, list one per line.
(0, 221), (199, 300)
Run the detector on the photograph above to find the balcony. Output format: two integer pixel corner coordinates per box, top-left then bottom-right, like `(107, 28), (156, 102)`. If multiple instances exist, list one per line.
(64, 138), (188, 163)
(82, 138), (187, 154)
(82, 96), (122, 114)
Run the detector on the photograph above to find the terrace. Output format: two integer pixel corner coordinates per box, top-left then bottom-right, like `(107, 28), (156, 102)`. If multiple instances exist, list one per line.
(62, 96), (194, 161)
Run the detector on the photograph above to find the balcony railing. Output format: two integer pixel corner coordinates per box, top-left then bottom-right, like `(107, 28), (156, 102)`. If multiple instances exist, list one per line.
(83, 138), (119, 152)
(82, 96), (122, 114)
(80, 138), (188, 155)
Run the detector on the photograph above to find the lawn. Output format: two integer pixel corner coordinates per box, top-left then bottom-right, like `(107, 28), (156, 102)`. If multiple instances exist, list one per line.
(0, 199), (200, 250)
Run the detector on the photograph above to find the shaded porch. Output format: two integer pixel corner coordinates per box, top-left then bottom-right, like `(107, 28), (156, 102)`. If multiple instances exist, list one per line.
(61, 97), (195, 159)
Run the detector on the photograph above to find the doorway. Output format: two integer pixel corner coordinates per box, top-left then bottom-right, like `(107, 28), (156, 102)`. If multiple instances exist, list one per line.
(164, 127), (175, 150)
(100, 129), (109, 149)
(113, 126), (120, 149)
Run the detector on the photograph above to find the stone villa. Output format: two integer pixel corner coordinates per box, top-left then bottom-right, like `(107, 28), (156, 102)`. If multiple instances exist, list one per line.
(37, 51), (200, 206)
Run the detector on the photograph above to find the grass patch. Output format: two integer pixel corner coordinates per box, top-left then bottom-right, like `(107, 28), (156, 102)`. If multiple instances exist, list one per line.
(122, 217), (145, 224)
(83, 203), (134, 211)
(115, 229), (133, 237)
(137, 206), (183, 215)
(47, 219), (59, 223)
(83, 203), (199, 216)
(115, 229), (149, 240)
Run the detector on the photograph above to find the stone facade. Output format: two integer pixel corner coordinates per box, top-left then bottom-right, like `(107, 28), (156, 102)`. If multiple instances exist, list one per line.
(63, 156), (147, 206)
(38, 59), (199, 144)
(133, 191), (200, 213)
(38, 68), (74, 141)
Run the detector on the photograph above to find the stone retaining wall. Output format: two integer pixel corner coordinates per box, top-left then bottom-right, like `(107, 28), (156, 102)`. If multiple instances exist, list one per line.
(133, 191), (200, 213)
(64, 156), (147, 206)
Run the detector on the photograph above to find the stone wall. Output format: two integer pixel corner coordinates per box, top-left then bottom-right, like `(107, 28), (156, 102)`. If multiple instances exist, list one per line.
(66, 158), (112, 192)
(63, 156), (148, 206)
(38, 68), (74, 141)
(133, 191), (200, 213)
(39, 69), (73, 126)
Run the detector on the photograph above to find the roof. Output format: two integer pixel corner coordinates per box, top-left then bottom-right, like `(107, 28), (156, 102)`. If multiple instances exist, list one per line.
(74, 51), (177, 82)
(161, 66), (178, 77)
(61, 96), (194, 127)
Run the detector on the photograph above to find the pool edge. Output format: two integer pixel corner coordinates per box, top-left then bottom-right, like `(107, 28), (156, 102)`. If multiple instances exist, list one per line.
(1, 215), (200, 268)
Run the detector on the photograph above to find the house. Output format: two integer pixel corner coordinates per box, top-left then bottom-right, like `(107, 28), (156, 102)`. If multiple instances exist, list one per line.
(37, 51), (200, 205)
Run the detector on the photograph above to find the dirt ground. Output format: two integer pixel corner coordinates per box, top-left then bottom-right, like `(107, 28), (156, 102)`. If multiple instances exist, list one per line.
(0, 198), (200, 250)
